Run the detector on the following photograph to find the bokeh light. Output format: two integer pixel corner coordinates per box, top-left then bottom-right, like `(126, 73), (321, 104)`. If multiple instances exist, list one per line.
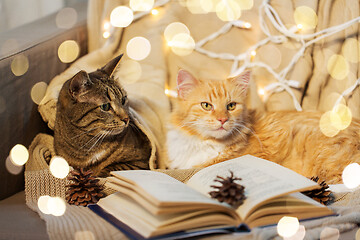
(103, 31), (110, 39)
(283, 225), (306, 240)
(320, 227), (340, 240)
(5, 156), (23, 175)
(130, 0), (154, 11)
(216, 0), (241, 22)
(126, 37), (151, 61)
(342, 38), (360, 63)
(58, 40), (80, 63)
(49, 156), (70, 179)
(56, 7), (77, 29)
(200, 0), (217, 12)
(164, 22), (190, 43)
(186, 0), (208, 14)
(117, 59), (142, 84)
(74, 231), (96, 240)
(294, 6), (318, 30)
(10, 144), (29, 166)
(169, 33), (195, 56)
(110, 6), (134, 28)
(319, 111), (340, 137)
(356, 228), (360, 240)
(342, 163), (360, 189)
(31, 82), (48, 105)
(258, 45), (282, 69)
(330, 104), (352, 130)
(277, 216), (300, 238)
(103, 21), (111, 30)
(47, 197), (66, 216)
(236, 0), (254, 10)
(151, 9), (159, 15)
(327, 54), (349, 80)
(38, 195), (52, 214)
(11, 55), (29, 76)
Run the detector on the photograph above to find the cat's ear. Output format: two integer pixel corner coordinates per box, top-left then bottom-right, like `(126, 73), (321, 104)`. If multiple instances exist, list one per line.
(69, 70), (92, 100)
(228, 70), (251, 93)
(101, 54), (123, 78)
(177, 69), (199, 99)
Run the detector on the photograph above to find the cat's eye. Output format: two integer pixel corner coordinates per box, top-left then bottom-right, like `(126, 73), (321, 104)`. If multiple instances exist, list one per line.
(201, 102), (213, 111)
(227, 102), (236, 111)
(100, 103), (111, 111)
(122, 96), (127, 105)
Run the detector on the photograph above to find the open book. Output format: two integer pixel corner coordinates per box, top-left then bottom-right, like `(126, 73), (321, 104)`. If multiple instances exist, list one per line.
(89, 155), (334, 239)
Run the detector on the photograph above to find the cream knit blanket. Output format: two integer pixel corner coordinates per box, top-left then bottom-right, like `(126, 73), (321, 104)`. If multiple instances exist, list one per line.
(25, 133), (360, 240)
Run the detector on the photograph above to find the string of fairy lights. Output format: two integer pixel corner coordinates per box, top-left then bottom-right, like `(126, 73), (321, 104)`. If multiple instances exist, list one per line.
(4, 0), (360, 238)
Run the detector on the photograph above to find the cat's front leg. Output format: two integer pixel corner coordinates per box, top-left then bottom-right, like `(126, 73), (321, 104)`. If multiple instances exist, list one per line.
(193, 153), (233, 168)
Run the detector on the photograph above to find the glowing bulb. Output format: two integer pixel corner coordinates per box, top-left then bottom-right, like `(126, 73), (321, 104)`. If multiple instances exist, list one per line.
(130, 0), (154, 11)
(103, 21), (110, 30)
(258, 88), (265, 96)
(320, 227), (340, 240)
(169, 33), (195, 56)
(243, 22), (252, 29)
(297, 24), (303, 30)
(11, 55), (29, 76)
(31, 82), (48, 105)
(10, 144), (29, 166)
(56, 7), (77, 29)
(151, 9), (159, 15)
(103, 31), (110, 39)
(126, 36), (151, 61)
(294, 6), (318, 30)
(47, 197), (66, 216)
(49, 156), (70, 179)
(250, 50), (256, 57)
(58, 40), (80, 63)
(110, 6), (134, 28)
(327, 54), (349, 80)
(342, 163), (360, 189)
(216, 0), (241, 22)
(277, 216), (300, 238)
(164, 22), (190, 43)
(38, 195), (51, 214)
(165, 89), (178, 98)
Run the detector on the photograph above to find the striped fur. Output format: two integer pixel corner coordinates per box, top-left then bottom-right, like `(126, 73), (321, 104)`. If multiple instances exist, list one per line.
(167, 70), (360, 183)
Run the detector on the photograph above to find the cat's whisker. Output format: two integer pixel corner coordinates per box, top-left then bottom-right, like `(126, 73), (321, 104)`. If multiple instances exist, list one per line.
(80, 131), (104, 150)
(87, 131), (109, 153)
(235, 123), (263, 150)
(71, 125), (104, 139)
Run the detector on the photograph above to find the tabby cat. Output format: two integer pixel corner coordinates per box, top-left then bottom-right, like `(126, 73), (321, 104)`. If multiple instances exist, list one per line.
(166, 69), (360, 183)
(54, 54), (151, 177)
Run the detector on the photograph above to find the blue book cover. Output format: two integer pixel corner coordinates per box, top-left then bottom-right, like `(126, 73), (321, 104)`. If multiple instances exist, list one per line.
(88, 204), (250, 240)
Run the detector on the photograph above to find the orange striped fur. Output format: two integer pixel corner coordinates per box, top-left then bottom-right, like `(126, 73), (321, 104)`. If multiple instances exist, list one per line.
(167, 70), (360, 183)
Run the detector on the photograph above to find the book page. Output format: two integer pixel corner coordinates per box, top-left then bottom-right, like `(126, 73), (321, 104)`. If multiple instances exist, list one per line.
(186, 155), (318, 220)
(111, 170), (227, 206)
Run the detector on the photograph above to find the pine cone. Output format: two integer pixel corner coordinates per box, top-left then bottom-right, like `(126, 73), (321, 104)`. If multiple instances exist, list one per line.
(302, 176), (333, 205)
(65, 168), (104, 207)
(209, 171), (246, 208)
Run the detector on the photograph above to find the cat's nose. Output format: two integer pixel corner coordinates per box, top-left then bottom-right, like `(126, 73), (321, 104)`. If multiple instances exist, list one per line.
(217, 117), (228, 125)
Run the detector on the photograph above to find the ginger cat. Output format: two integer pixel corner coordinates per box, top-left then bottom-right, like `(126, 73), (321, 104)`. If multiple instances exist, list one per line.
(166, 70), (360, 183)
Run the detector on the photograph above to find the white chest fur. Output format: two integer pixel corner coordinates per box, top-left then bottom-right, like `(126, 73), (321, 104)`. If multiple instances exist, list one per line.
(166, 126), (225, 169)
